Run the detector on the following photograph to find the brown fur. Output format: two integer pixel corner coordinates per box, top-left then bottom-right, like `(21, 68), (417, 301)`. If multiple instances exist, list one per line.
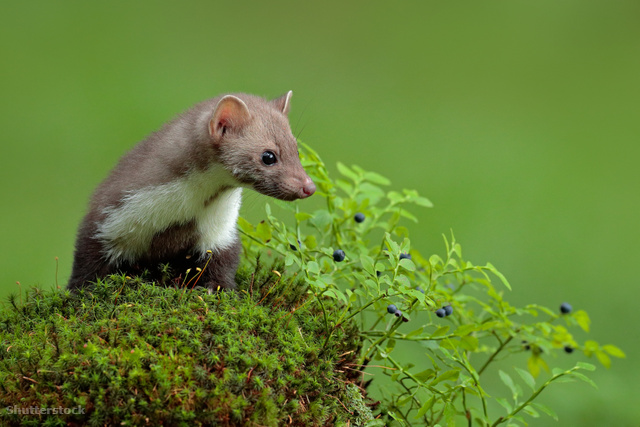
(68, 92), (314, 291)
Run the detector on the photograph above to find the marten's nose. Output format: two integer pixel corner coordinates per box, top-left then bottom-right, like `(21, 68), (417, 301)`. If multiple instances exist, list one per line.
(301, 177), (316, 198)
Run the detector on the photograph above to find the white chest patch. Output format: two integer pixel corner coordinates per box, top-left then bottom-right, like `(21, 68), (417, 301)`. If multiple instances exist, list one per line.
(96, 165), (243, 264)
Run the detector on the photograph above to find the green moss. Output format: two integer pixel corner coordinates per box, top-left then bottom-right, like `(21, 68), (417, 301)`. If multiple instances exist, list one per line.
(0, 263), (366, 426)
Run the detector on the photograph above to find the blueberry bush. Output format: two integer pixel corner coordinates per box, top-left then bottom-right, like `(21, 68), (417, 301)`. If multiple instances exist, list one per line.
(238, 143), (625, 425)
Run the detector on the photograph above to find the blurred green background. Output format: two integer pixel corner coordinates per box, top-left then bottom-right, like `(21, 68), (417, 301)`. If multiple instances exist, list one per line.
(1, 1), (638, 424)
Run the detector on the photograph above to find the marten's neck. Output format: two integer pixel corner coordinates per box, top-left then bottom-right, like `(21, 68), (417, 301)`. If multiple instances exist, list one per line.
(96, 164), (242, 265)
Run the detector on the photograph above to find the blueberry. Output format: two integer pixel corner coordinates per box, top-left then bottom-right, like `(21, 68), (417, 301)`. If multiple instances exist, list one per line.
(443, 305), (453, 316)
(560, 302), (572, 314)
(522, 340), (531, 351)
(399, 253), (411, 260)
(564, 346), (574, 354)
(376, 271), (382, 277)
(394, 310), (403, 318)
(401, 316), (409, 323)
(333, 249), (346, 262)
(387, 304), (397, 314)
(289, 239), (301, 251)
(416, 286), (424, 293)
(354, 212), (365, 223)
(435, 308), (446, 318)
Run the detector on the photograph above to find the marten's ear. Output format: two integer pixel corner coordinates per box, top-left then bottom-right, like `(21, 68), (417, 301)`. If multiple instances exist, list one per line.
(272, 90), (293, 116)
(209, 95), (251, 138)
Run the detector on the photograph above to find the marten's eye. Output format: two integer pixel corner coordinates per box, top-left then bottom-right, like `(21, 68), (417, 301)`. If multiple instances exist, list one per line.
(262, 151), (277, 166)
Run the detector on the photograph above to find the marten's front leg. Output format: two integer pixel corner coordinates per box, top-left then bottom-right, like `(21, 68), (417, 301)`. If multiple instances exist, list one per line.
(197, 238), (242, 291)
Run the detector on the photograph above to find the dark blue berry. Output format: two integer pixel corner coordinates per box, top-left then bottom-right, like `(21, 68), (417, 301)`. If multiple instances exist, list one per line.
(387, 304), (397, 314)
(443, 305), (453, 316)
(354, 212), (365, 223)
(560, 302), (572, 314)
(435, 308), (446, 318)
(416, 286), (424, 293)
(564, 346), (574, 354)
(399, 253), (411, 260)
(394, 310), (403, 318)
(333, 249), (346, 262)
(376, 271), (382, 277)
(402, 316), (409, 323)
(290, 243), (297, 251)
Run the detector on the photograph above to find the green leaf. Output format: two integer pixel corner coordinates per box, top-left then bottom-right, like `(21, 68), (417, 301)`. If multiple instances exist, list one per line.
(486, 263), (511, 290)
(431, 369), (460, 386)
(336, 162), (359, 181)
(413, 196), (433, 208)
(602, 344), (626, 358)
(454, 324), (476, 337)
(413, 369), (435, 382)
(595, 350), (611, 369)
(335, 178), (353, 194)
(323, 289), (347, 304)
(363, 171), (391, 186)
(237, 217), (254, 233)
(573, 310), (591, 332)
(523, 405), (540, 418)
(395, 274), (411, 288)
(309, 210), (332, 228)
(583, 340), (599, 357)
(459, 335), (479, 351)
(429, 254), (444, 266)
(495, 397), (513, 414)
(284, 252), (297, 267)
(384, 339), (396, 354)
(400, 237), (411, 254)
(306, 261), (320, 275)
(571, 371), (598, 389)
(530, 403), (558, 421)
(271, 199), (296, 212)
(294, 212), (313, 222)
(444, 403), (456, 427)
(304, 234), (317, 250)
(552, 376), (576, 384)
(358, 182), (386, 201)
(405, 327), (424, 339)
(255, 221), (272, 242)
(415, 395), (435, 419)
(360, 255), (375, 275)
(515, 367), (535, 391)
(384, 233), (400, 254)
(453, 243), (462, 257)
(393, 226), (410, 238)
(364, 279), (378, 293)
(498, 370), (518, 401)
(406, 289), (426, 302)
(399, 208), (418, 223)
(431, 326), (450, 337)
(387, 191), (405, 203)
(576, 362), (596, 371)
(398, 258), (416, 272)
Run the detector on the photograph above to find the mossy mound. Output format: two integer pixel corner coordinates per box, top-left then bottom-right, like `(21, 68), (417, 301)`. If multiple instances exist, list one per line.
(0, 264), (367, 426)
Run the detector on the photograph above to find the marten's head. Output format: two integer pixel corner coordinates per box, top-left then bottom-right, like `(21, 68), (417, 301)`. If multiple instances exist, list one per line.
(208, 91), (315, 201)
